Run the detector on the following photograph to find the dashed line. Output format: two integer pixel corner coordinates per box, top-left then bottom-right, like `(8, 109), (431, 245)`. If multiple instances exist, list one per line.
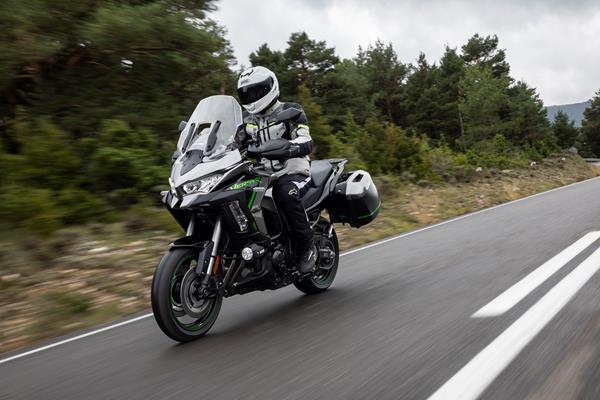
(472, 231), (600, 317)
(428, 246), (600, 400)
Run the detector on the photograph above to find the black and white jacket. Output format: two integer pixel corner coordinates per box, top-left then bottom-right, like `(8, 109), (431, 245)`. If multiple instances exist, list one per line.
(241, 100), (313, 176)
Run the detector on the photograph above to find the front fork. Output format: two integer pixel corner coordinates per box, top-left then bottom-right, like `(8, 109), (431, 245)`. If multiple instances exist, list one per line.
(188, 215), (223, 289)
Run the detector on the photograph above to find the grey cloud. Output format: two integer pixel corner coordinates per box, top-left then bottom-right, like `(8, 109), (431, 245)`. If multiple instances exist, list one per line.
(212, 0), (600, 104)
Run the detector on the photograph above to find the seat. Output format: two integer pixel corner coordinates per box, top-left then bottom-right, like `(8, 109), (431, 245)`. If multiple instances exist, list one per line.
(302, 160), (333, 208)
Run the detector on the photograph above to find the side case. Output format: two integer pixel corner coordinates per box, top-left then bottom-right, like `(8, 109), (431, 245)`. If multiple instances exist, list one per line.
(328, 170), (381, 228)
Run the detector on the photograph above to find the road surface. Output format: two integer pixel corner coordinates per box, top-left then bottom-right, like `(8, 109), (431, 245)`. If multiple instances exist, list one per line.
(2, 177), (600, 400)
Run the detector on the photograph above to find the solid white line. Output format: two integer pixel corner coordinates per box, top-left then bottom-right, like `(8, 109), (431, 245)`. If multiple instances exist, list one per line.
(0, 313), (153, 365)
(472, 231), (600, 317)
(427, 246), (600, 400)
(1, 175), (598, 365)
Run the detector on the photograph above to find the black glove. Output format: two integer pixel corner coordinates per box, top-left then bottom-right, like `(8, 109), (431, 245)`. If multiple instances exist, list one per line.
(287, 145), (300, 158)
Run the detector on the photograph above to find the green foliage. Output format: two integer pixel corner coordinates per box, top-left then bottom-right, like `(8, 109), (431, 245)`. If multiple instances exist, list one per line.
(404, 48), (466, 147)
(582, 90), (600, 156)
(298, 85), (340, 159)
(0, 186), (64, 234)
(356, 41), (408, 125)
(1, 0), (233, 138)
(320, 60), (375, 129)
(11, 118), (80, 189)
(552, 111), (579, 149)
(461, 34), (510, 78)
(249, 44), (286, 75)
(0, 14), (569, 235)
(282, 32), (339, 99)
(459, 65), (510, 146)
(503, 81), (553, 147)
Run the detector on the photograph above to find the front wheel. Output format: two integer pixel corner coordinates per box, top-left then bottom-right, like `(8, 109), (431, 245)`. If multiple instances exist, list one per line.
(151, 247), (222, 342)
(294, 228), (339, 294)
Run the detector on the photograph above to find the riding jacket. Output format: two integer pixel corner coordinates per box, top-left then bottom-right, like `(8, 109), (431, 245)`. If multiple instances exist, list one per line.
(241, 100), (314, 176)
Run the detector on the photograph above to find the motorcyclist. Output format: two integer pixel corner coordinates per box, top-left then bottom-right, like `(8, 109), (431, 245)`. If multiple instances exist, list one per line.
(236, 66), (316, 274)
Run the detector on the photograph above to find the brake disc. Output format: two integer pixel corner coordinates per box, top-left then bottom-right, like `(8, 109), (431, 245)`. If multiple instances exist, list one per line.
(180, 269), (212, 318)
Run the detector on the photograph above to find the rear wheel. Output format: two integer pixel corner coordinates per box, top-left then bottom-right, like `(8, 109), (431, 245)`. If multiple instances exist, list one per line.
(151, 247), (222, 342)
(294, 228), (339, 294)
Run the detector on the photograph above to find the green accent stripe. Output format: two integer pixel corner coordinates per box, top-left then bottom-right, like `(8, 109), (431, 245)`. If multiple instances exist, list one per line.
(251, 222), (257, 231)
(247, 191), (257, 209)
(297, 124), (309, 130)
(358, 202), (381, 219)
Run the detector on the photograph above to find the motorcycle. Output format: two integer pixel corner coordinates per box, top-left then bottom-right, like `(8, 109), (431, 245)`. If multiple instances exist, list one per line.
(151, 95), (380, 342)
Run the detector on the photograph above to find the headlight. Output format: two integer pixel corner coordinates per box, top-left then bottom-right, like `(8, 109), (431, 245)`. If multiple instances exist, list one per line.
(182, 174), (224, 195)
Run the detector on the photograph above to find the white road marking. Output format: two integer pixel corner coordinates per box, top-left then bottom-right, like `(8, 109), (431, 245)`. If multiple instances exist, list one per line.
(1, 175), (598, 365)
(472, 231), (600, 317)
(0, 313), (153, 365)
(427, 246), (600, 400)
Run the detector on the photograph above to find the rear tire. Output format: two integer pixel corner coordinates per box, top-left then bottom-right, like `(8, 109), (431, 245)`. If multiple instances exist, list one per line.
(294, 228), (339, 294)
(151, 247), (222, 342)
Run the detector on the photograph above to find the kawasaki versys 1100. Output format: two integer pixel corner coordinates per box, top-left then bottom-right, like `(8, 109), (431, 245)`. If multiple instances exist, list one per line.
(151, 95), (380, 342)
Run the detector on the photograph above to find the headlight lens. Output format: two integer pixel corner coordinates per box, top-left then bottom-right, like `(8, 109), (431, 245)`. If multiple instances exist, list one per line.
(182, 174), (224, 195)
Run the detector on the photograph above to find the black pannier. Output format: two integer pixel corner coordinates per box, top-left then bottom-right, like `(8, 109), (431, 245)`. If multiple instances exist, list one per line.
(328, 170), (380, 228)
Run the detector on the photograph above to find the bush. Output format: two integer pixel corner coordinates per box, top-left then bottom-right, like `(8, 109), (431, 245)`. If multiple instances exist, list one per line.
(427, 145), (455, 180)
(0, 186), (64, 235)
(56, 188), (106, 224)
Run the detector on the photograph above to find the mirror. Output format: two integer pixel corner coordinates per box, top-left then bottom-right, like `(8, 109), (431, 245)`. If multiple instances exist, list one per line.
(275, 108), (301, 123)
(178, 120), (187, 132)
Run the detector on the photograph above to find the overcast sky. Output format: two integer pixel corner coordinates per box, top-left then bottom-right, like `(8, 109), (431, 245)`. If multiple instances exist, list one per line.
(211, 0), (600, 106)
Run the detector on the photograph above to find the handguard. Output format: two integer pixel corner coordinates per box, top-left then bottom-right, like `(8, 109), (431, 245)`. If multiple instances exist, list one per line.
(247, 138), (295, 160)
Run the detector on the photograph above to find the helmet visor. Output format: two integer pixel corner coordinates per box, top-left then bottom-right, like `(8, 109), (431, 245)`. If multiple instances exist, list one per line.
(237, 77), (274, 105)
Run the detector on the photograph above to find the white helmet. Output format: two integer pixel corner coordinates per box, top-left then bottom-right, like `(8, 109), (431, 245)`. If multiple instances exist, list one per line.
(236, 66), (279, 114)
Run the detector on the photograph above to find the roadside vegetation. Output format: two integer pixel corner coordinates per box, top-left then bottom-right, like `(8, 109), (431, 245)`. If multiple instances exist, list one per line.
(2, 0), (600, 352)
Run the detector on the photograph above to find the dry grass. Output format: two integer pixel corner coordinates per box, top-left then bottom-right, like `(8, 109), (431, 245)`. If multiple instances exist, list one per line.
(336, 155), (598, 250)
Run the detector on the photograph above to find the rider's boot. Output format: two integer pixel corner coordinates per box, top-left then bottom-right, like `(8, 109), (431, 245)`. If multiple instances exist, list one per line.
(297, 244), (317, 274)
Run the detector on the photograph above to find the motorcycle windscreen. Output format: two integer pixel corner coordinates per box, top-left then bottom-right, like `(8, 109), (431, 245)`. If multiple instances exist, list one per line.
(177, 95), (243, 159)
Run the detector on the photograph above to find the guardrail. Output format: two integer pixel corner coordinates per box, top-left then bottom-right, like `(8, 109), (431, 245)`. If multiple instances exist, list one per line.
(584, 158), (600, 163)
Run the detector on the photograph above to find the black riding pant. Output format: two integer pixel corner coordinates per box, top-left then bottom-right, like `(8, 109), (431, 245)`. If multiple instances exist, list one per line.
(273, 174), (313, 250)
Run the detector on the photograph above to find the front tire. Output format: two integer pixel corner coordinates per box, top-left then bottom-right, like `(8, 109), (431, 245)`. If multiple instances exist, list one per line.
(294, 228), (339, 294)
(151, 247), (222, 342)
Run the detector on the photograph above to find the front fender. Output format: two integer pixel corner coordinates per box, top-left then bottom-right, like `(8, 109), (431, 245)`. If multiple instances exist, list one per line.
(169, 236), (208, 249)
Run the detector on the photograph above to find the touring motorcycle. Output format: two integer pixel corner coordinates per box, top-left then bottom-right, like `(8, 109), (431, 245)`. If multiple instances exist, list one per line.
(151, 95), (380, 342)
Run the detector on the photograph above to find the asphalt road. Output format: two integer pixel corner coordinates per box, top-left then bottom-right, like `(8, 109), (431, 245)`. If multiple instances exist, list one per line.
(3, 177), (600, 400)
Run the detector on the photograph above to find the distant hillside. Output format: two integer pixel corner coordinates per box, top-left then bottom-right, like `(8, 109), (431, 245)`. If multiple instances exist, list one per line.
(546, 100), (591, 127)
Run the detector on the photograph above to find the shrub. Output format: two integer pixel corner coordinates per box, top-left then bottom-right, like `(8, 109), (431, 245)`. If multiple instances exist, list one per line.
(0, 186), (64, 234)
(56, 188), (106, 224)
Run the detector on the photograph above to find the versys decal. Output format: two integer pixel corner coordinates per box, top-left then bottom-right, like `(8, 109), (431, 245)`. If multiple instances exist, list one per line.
(227, 177), (260, 190)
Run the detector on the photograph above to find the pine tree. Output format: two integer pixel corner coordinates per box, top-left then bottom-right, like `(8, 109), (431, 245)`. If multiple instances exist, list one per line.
(436, 47), (466, 147)
(356, 41), (408, 126)
(582, 91), (600, 156)
(249, 43), (286, 75)
(552, 110), (579, 149)
(283, 32), (339, 99)
(459, 65), (509, 146)
(461, 34), (510, 78)
(404, 53), (440, 137)
(504, 81), (552, 147)
(298, 85), (338, 159)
